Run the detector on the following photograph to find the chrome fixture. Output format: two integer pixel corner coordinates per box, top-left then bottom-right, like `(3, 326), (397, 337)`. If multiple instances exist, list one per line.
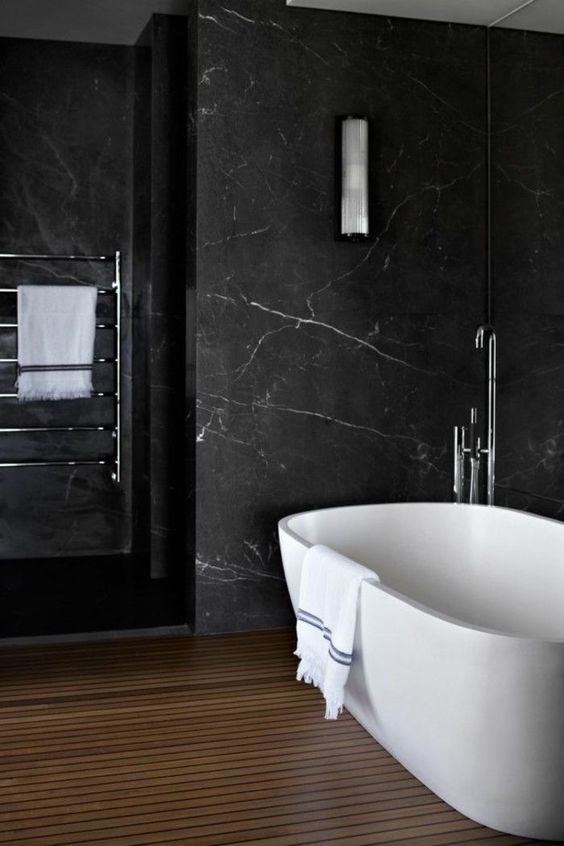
(469, 435), (481, 506)
(336, 115), (370, 241)
(0, 250), (122, 482)
(453, 325), (496, 506)
(453, 424), (465, 504)
(475, 324), (496, 506)
(453, 407), (481, 504)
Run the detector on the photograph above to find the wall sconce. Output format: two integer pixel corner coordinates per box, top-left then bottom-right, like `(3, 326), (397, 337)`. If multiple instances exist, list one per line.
(336, 115), (370, 242)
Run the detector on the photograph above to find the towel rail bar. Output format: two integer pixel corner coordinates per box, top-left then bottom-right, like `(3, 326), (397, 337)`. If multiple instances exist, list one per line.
(0, 391), (116, 398)
(0, 253), (113, 262)
(0, 358), (115, 363)
(0, 426), (116, 433)
(113, 251), (121, 483)
(0, 323), (117, 329)
(0, 288), (115, 295)
(0, 250), (122, 482)
(0, 459), (113, 468)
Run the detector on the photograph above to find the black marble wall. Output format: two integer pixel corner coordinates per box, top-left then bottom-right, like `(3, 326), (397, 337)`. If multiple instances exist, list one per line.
(133, 16), (188, 581)
(491, 29), (564, 520)
(194, 1), (487, 632)
(0, 7), (512, 638)
(0, 31), (187, 636)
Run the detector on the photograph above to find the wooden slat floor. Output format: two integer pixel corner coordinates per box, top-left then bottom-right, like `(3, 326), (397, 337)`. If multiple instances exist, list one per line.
(0, 628), (557, 846)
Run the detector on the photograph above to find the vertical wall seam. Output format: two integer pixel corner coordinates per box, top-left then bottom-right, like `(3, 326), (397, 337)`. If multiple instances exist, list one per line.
(486, 1), (541, 324)
(486, 25), (492, 324)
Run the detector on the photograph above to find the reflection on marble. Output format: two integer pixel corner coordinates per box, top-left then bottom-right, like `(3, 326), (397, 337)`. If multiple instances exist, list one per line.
(0, 41), (131, 262)
(133, 16), (188, 580)
(492, 30), (564, 518)
(194, 0), (487, 632)
(0, 551), (186, 638)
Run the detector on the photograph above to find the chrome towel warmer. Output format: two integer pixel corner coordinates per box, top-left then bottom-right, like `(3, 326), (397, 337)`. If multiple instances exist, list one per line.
(0, 250), (122, 483)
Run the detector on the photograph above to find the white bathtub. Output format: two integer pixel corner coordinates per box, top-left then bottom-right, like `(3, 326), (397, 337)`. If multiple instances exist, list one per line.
(278, 502), (564, 841)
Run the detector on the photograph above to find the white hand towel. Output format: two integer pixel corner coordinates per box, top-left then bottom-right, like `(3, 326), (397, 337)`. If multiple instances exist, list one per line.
(16, 285), (98, 401)
(295, 544), (379, 720)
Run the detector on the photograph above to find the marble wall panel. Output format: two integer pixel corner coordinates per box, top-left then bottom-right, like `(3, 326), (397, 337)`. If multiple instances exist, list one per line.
(0, 38), (133, 560)
(492, 30), (564, 317)
(132, 16), (188, 580)
(194, 0), (487, 632)
(492, 29), (564, 519)
(495, 315), (564, 509)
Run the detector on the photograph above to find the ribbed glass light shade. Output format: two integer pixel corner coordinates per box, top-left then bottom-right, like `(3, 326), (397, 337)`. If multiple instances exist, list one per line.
(340, 116), (369, 240)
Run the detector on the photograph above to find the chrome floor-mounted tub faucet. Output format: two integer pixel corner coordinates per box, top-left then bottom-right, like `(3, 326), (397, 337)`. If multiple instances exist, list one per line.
(453, 326), (496, 506)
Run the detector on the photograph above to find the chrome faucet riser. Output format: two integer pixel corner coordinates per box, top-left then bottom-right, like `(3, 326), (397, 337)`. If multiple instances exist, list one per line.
(453, 326), (497, 506)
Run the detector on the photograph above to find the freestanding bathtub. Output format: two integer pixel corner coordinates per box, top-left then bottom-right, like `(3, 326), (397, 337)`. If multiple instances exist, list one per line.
(278, 502), (564, 841)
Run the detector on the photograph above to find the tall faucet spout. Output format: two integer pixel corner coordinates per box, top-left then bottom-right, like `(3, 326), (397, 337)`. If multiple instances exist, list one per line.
(475, 323), (493, 349)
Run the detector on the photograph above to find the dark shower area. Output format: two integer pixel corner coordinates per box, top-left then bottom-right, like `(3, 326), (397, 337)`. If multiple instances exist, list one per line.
(0, 14), (193, 637)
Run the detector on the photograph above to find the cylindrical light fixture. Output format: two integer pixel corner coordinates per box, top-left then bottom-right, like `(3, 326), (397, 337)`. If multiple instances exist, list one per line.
(336, 115), (370, 241)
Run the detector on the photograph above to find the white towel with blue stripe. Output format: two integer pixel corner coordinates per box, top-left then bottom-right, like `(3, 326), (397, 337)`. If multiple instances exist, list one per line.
(295, 544), (379, 720)
(16, 285), (98, 401)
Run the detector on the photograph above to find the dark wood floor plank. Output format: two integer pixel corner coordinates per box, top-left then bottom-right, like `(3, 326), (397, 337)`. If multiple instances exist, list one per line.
(0, 725), (364, 765)
(1, 784), (434, 829)
(0, 721), (361, 758)
(0, 752), (405, 798)
(0, 772), (423, 817)
(131, 817), (482, 846)
(3, 799), (459, 845)
(0, 659), (298, 703)
(0, 762), (416, 810)
(0, 707), (329, 742)
(0, 685), (316, 724)
(0, 731), (373, 769)
(0, 628), (544, 846)
(4, 809), (477, 846)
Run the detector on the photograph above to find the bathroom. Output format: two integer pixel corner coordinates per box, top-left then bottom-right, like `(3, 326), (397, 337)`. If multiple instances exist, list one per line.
(1, 0), (563, 843)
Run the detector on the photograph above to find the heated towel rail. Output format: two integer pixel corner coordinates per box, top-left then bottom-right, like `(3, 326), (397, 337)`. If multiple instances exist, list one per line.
(0, 250), (122, 483)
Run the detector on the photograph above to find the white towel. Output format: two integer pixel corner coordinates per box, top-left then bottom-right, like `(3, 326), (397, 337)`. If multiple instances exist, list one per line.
(295, 544), (379, 720)
(16, 285), (98, 401)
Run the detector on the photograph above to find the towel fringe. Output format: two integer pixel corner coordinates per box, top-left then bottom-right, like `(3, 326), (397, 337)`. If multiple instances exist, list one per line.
(16, 388), (92, 402)
(323, 690), (344, 720)
(295, 647), (344, 720)
(294, 647), (324, 688)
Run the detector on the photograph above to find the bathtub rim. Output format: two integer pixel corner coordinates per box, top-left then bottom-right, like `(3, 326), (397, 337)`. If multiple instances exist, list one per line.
(278, 501), (564, 645)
